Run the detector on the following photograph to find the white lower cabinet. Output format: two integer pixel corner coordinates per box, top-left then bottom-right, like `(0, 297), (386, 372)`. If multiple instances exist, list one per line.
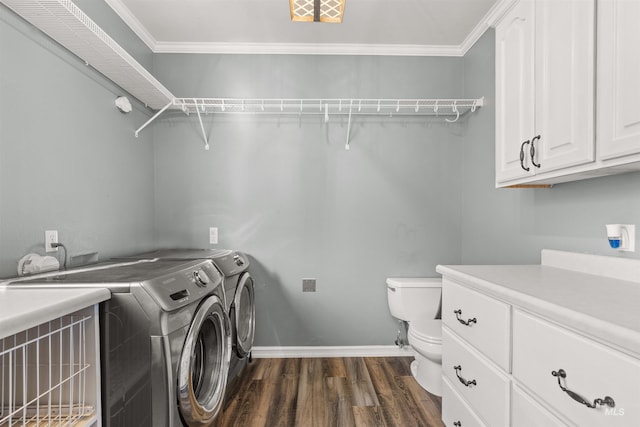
(441, 276), (640, 427)
(442, 279), (510, 371)
(513, 309), (640, 427)
(442, 327), (510, 427)
(443, 376), (487, 427)
(512, 385), (566, 427)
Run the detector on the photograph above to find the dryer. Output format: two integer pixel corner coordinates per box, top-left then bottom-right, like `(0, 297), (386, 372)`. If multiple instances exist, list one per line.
(6, 259), (231, 427)
(113, 249), (256, 396)
(205, 250), (255, 390)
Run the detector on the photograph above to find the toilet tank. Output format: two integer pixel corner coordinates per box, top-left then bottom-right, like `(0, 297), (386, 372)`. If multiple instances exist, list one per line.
(386, 277), (442, 322)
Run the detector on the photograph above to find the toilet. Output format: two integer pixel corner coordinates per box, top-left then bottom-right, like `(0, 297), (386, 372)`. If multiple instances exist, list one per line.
(386, 277), (442, 396)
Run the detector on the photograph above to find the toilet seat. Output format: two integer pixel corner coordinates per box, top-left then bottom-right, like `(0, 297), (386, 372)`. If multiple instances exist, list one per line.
(409, 319), (442, 344)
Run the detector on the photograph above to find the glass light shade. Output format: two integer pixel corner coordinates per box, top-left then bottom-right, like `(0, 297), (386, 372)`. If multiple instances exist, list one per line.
(290, 0), (346, 23)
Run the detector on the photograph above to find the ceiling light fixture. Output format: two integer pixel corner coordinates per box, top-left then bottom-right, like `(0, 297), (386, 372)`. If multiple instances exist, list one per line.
(290, 0), (346, 23)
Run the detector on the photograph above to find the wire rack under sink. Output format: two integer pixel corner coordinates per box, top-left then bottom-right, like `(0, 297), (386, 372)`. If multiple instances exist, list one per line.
(0, 311), (98, 427)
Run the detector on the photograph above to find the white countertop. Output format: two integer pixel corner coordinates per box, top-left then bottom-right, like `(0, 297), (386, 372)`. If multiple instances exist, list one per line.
(0, 287), (110, 339)
(436, 250), (640, 358)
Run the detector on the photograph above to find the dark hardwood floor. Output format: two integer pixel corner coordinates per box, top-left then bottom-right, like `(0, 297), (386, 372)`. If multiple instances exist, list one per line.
(218, 357), (445, 427)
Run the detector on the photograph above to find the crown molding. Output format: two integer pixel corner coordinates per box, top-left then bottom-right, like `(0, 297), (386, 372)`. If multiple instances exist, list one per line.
(106, 0), (511, 57)
(152, 41), (465, 56)
(460, 0), (516, 55)
(104, 0), (157, 51)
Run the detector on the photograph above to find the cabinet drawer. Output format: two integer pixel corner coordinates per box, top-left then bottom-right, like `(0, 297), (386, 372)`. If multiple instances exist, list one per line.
(442, 376), (487, 427)
(512, 384), (567, 427)
(513, 310), (640, 427)
(443, 328), (510, 427)
(442, 279), (510, 370)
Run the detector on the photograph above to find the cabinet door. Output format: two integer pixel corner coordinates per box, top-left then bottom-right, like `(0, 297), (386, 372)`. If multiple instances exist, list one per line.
(443, 328), (510, 427)
(512, 384), (568, 427)
(598, 0), (640, 160)
(534, 0), (595, 172)
(513, 310), (640, 427)
(443, 377), (488, 427)
(495, 0), (536, 183)
(442, 279), (510, 371)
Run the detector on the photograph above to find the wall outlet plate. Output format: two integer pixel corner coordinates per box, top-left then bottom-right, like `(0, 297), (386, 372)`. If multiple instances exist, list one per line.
(302, 278), (316, 292)
(45, 230), (58, 252)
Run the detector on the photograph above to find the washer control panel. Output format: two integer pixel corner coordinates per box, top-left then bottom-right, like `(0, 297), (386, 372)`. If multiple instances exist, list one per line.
(142, 260), (223, 311)
(193, 269), (210, 287)
(214, 251), (250, 277)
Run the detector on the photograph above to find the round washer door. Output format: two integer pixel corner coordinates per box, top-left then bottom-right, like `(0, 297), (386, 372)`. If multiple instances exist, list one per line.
(177, 295), (231, 426)
(232, 272), (255, 358)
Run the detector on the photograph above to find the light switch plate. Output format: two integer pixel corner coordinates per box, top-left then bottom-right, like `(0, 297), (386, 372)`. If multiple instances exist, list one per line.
(209, 227), (218, 244)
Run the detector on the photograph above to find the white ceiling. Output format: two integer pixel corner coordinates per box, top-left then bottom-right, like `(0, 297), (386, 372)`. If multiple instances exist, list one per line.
(105, 0), (508, 56)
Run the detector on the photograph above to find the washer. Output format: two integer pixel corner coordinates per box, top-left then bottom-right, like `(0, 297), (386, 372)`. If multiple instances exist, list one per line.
(112, 249), (256, 396)
(6, 259), (231, 427)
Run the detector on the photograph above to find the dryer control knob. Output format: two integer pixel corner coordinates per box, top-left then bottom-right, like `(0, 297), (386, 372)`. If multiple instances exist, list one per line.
(193, 269), (210, 287)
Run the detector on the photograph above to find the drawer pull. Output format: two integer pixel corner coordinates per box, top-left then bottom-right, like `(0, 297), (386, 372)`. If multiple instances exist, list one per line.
(453, 422), (462, 427)
(551, 369), (615, 409)
(454, 365), (477, 387)
(454, 309), (477, 326)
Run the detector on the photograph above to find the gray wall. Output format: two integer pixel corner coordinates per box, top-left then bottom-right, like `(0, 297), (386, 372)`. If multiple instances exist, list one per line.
(461, 29), (640, 264)
(151, 55), (467, 346)
(0, 5), (156, 277)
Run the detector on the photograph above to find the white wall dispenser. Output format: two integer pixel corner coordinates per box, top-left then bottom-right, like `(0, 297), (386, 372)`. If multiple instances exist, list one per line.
(605, 224), (635, 252)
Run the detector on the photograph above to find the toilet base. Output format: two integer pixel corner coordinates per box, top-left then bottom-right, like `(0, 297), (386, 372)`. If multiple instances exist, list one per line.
(410, 354), (442, 397)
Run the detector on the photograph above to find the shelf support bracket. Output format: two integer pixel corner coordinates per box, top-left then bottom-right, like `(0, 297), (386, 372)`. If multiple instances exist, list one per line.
(194, 98), (210, 150)
(135, 100), (174, 138)
(345, 100), (353, 150)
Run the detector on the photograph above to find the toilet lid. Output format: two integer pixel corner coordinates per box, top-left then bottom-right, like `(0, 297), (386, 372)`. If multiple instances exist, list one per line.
(409, 319), (442, 344)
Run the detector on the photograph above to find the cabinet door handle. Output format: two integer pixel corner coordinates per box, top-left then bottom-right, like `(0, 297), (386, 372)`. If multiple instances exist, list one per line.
(520, 140), (531, 171)
(551, 369), (615, 409)
(454, 365), (477, 387)
(454, 309), (477, 326)
(453, 422), (462, 427)
(530, 135), (541, 168)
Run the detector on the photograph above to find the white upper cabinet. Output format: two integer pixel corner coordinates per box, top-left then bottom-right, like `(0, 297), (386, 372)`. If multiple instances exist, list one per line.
(534, 0), (595, 171)
(495, 0), (595, 186)
(495, 0), (536, 182)
(597, 0), (640, 161)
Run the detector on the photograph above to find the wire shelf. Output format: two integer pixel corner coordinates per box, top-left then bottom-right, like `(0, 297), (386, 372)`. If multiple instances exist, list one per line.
(0, 316), (95, 427)
(173, 97), (483, 117)
(134, 96), (484, 150)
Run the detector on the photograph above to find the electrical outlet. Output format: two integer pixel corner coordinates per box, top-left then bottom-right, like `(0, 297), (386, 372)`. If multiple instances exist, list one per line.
(45, 230), (58, 252)
(209, 227), (218, 244)
(303, 278), (316, 292)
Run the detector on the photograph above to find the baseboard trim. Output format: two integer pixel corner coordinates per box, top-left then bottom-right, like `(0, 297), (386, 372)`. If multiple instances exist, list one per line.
(251, 345), (415, 358)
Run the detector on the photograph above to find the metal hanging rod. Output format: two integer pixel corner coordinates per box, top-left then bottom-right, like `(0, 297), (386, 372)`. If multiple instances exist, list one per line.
(135, 97), (484, 149)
